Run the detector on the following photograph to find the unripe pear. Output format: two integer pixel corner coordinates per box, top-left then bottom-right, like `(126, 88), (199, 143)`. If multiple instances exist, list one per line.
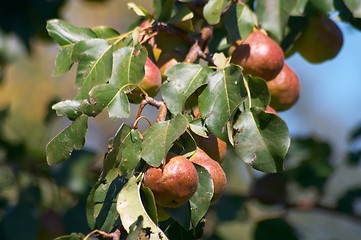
(190, 148), (227, 201)
(143, 155), (198, 208)
(294, 16), (343, 63)
(128, 57), (162, 103)
(266, 63), (300, 111)
(231, 29), (285, 81)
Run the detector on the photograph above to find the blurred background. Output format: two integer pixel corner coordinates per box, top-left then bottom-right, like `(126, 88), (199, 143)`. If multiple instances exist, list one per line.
(0, 0), (361, 239)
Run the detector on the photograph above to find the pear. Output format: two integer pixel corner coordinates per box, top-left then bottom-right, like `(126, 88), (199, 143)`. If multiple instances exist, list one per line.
(294, 16), (343, 63)
(232, 29), (284, 81)
(267, 63), (300, 111)
(193, 133), (227, 163)
(128, 57), (162, 103)
(143, 155), (198, 208)
(190, 148), (227, 201)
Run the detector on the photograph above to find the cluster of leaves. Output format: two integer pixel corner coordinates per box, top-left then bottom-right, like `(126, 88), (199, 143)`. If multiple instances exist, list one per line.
(44, 0), (361, 239)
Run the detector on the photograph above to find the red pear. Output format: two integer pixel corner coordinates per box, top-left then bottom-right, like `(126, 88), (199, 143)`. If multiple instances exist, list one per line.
(232, 29), (285, 80)
(143, 155), (198, 208)
(190, 148), (227, 201)
(266, 63), (300, 111)
(128, 57), (162, 103)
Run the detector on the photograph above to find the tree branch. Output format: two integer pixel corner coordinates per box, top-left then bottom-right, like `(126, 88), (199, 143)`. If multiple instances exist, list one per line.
(184, 25), (214, 64)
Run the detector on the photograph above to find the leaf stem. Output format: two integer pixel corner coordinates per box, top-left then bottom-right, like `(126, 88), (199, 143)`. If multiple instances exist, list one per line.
(83, 229), (120, 240)
(133, 116), (153, 129)
(184, 25), (214, 64)
(119, 83), (148, 97)
(243, 76), (252, 109)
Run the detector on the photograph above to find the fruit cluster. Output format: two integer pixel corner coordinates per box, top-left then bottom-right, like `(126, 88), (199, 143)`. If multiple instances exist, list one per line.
(143, 134), (227, 218)
(231, 29), (300, 112)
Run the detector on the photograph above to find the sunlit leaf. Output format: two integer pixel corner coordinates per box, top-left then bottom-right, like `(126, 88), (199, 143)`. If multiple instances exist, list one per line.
(233, 108), (289, 173)
(256, 0), (297, 42)
(52, 100), (82, 121)
(46, 19), (97, 47)
(199, 64), (247, 141)
(46, 115), (88, 165)
(87, 169), (126, 231)
(72, 39), (113, 100)
(203, 0), (231, 25)
(141, 114), (188, 167)
(92, 26), (120, 39)
(107, 91), (130, 119)
(290, 0), (309, 16)
(162, 63), (211, 115)
(344, 0), (361, 18)
(190, 164), (214, 227)
(53, 46), (74, 76)
(128, 2), (151, 17)
(117, 176), (168, 240)
(110, 45), (147, 89)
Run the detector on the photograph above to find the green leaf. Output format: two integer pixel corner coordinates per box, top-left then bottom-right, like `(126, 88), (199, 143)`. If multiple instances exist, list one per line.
(92, 26), (120, 39)
(46, 115), (88, 165)
(117, 176), (168, 240)
(80, 84), (130, 119)
(80, 84), (117, 117)
(256, 0), (298, 42)
(72, 39), (113, 100)
(189, 119), (208, 138)
(53, 46), (74, 76)
(290, 0), (309, 16)
(108, 91), (130, 119)
(203, 0), (231, 25)
(309, 0), (335, 14)
(343, 0), (361, 18)
(128, 2), (151, 17)
(162, 63), (211, 115)
(233, 108), (290, 173)
(46, 19), (97, 47)
(87, 169), (127, 231)
(166, 203), (192, 230)
(140, 185), (158, 224)
(154, 0), (175, 21)
(190, 164), (214, 227)
(168, 6), (194, 32)
(110, 45), (147, 89)
(236, 3), (258, 38)
(224, 3), (258, 42)
(199, 64), (247, 141)
(102, 124), (132, 176)
(52, 100), (82, 121)
(117, 128), (142, 178)
(141, 114), (188, 167)
(245, 75), (270, 109)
